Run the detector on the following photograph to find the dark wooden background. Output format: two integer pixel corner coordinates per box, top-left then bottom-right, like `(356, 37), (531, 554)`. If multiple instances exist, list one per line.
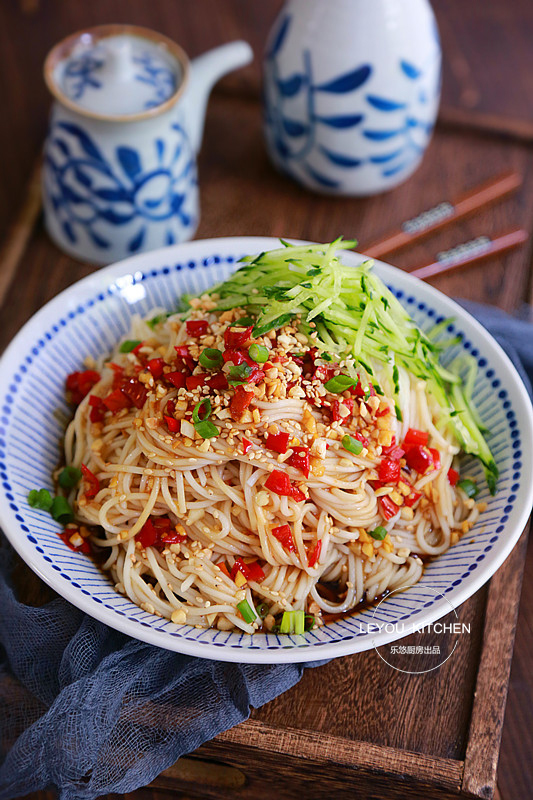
(1, 2), (533, 799)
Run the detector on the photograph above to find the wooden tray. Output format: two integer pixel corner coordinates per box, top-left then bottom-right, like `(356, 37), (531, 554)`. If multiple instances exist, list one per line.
(1, 94), (532, 800)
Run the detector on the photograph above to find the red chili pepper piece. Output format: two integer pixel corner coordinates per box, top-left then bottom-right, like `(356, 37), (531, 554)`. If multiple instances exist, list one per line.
(108, 363), (124, 390)
(378, 457), (401, 484)
(207, 373), (229, 391)
(223, 348), (246, 365)
(147, 357), (165, 379)
(246, 561), (266, 583)
(242, 437), (253, 455)
(330, 397), (354, 422)
(448, 467), (459, 486)
(381, 443), (405, 460)
(290, 486), (306, 502)
(174, 345), (190, 357)
(122, 378), (148, 409)
(224, 325), (253, 349)
(313, 364), (337, 383)
(217, 562), (231, 579)
(405, 445), (433, 474)
(272, 524), (296, 553)
(59, 529), (91, 553)
(379, 495), (399, 520)
(404, 490), (422, 508)
(165, 371), (187, 390)
(88, 395), (105, 423)
(265, 431), (290, 454)
(102, 388), (130, 412)
(230, 557), (248, 581)
(231, 557), (266, 584)
(307, 539), (322, 568)
(354, 431), (370, 447)
(186, 320), (209, 336)
(66, 370), (101, 405)
(288, 446), (310, 478)
(164, 415), (180, 433)
(265, 470), (292, 496)
(132, 341), (145, 357)
(81, 463), (100, 498)
(136, 516), (186, 549)
(230, 386), (254, 418)
(351, 378), (366, 397)
(403, 428), (429, 448)
(376, 405), (390, 418)
(429, 448), (441, 470)
(186, 375), (205, 391)
(247, 368), (265, 385)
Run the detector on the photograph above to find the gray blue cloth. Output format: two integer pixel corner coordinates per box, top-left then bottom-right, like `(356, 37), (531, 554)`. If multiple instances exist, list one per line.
(0, 301), (532, 800)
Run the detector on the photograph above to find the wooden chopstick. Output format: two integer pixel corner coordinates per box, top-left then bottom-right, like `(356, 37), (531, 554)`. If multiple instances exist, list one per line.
(361, 171), (522, 259)
(410, 228), (528, 281)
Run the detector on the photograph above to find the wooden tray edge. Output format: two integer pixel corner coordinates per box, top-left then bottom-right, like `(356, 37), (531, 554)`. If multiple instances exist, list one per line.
(461, 523), (530, 797)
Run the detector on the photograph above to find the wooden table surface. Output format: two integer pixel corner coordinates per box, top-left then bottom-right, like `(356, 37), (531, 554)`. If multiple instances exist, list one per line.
(1, 2), (533, 800)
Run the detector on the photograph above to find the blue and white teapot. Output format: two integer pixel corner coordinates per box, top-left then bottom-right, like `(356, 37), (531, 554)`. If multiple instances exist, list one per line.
(263, 0), (441, 196)
(43, 25), (252, 264)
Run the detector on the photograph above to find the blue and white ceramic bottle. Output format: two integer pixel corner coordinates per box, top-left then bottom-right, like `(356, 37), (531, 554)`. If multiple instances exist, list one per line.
(263, 0), (441, 196)
(42, 25), (252, 264)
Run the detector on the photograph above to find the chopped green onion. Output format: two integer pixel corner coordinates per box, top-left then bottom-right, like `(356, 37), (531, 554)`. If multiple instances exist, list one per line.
(194, 420), (219, 439)
(369, 526), (388, 541)
(58, 466), (82, 489)
(279, 610), (306, 634)
(294, 610), (305, 635)
(119, 339), (141, 353)
(280, 611), (293, 634)
(237, 599), (257, 624)
(324, 375), (355, 393)
(457, 478), (479, 498)
(248, 343), (269, 363)
(256, 602), (270, 619)
(227, 363), (254, 386)
(199, 348), (223, 370)
(192, 398), (212, 424)
(342, 435), (363, 455)
(395, 403), (403, 422)
(192, 398), (219, 438)
(234, 316), (255, 326)
(51, 496), (74, 524)
(27, 488), (53, 511)
(304, 614), (315, 631)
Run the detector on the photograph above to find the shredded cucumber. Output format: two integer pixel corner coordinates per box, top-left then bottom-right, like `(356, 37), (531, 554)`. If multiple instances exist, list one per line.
(202, 238), (498, 492)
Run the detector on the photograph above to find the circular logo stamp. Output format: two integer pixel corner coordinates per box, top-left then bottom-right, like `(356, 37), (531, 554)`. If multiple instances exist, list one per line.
(369, 586), (469, 674)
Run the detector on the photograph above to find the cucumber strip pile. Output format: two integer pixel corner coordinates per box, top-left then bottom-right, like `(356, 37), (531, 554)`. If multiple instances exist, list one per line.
(201, 238), (498, 493)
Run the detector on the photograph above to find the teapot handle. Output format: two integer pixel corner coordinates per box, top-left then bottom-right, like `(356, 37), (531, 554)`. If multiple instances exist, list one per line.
(188, 41), (253, 152)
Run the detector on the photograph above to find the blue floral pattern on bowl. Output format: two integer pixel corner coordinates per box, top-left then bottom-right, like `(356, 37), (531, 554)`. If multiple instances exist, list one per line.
(263, 2), (441, 195)
(43, 116), (198, 258)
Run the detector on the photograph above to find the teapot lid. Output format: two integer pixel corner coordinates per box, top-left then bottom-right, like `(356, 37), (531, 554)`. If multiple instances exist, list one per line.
(44, 24), (189, 121)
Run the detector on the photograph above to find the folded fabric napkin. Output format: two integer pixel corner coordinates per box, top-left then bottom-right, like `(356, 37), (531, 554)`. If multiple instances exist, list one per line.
(1, 301), (532, 800)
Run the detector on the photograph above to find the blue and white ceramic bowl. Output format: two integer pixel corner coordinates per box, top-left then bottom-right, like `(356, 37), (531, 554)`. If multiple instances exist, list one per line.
(0, 237), (532, 664)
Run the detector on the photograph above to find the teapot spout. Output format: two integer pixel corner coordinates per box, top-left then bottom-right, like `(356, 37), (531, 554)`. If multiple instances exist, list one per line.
(186, 41), (253, 152)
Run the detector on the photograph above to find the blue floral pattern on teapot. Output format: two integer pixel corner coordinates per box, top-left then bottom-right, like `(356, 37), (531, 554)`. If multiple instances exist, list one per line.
(44, 117), (196, 254)
(263, 1), (441, 196)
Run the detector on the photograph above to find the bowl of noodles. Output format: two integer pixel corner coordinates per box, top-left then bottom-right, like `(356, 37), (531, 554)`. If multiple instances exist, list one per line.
(0, 236), (532, 663)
